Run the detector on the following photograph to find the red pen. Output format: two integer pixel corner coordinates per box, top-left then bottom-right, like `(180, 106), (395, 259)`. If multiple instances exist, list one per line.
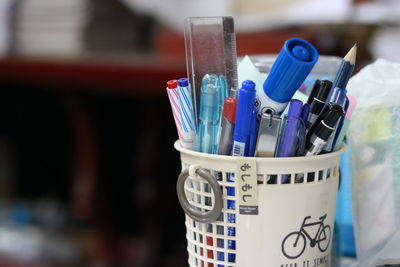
(217, 97), (238, 155)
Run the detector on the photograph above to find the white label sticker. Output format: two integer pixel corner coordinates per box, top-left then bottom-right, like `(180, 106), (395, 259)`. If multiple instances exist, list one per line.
(237, 158), (258, 215)
(232, 141), (245, 157)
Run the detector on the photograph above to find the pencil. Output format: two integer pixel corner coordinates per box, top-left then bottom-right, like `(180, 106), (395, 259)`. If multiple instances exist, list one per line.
(332, 44), (357, 91)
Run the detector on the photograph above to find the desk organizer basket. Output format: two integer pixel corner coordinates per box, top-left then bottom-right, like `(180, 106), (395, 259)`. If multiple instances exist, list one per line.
(175, 141), (345, 267)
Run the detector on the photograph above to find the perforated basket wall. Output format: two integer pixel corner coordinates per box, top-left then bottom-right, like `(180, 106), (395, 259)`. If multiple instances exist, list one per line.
(175, 141), (345, 267)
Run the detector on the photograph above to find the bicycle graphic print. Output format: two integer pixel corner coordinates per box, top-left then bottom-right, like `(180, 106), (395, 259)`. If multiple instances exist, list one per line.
(281, 214), (331, 259)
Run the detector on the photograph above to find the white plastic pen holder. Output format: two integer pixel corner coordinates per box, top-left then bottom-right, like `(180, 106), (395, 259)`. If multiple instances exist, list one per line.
(175, 141), (345, 267)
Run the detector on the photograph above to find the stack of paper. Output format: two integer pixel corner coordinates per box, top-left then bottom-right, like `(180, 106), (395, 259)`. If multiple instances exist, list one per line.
(14, 0), (89, 56)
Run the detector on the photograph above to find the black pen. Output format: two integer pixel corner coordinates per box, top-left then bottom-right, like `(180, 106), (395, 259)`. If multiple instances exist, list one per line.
(305, 104), (344, 156)
(307, 80), (332, 130)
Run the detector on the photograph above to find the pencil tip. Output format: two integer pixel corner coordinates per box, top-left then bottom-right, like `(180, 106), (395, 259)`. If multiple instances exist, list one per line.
(344, 44), (357, 65)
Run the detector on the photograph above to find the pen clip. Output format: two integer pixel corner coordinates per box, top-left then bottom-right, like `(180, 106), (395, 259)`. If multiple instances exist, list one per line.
(254, 110), (281, 157)
(219, 75), (228, 114)
(296, 119), (306, 156)
(277, 115), (305, 158)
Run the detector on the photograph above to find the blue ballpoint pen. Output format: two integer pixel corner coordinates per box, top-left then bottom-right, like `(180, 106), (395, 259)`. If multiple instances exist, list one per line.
(198, 74), (223, 154)
(224, 80), (256, 265)
(277, 99), (305, 183)
(232, 80), (257, 157)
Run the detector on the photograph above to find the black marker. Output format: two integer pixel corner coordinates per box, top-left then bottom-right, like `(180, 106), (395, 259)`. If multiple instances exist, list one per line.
(307, 79), (322, 105)
(305, 104), (344, 156)
(307, 80), (332, 130)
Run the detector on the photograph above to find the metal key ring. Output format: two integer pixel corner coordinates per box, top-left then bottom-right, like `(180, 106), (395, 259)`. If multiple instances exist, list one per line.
(176, 168), (223, 223)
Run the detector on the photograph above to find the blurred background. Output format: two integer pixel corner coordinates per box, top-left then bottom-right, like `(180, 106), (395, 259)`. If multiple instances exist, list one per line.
(0, 0), (399, 266)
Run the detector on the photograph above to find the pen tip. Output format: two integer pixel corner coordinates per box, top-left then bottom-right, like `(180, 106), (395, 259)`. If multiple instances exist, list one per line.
(344, 44), (357, 65)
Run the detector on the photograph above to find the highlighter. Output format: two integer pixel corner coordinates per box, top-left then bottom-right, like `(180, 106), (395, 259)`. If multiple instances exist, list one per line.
(256, 38), (318, 115)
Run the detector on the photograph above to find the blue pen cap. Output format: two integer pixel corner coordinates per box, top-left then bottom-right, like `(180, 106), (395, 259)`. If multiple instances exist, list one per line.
(178, 77), (189, 87)
(287, 99), (303, 119)
(263, 38), (319, 103)
(235, 80), (256, 138)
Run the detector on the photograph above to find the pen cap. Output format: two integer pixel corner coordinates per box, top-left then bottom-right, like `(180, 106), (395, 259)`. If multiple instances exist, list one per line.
(263, 38), (319, 104)
(315, 80), (332, 101)
(288, 99), (303, 119)
(235, 80), (256, 136)
(178, 78), (189, 87)
(223, 97), (238, 124)
(167, 80), (178, 89)
(307, 80), (322, 105)
(324, 105), (344, 128)
(306, 102), (332, 139)
(308, 80), (332, 115)
(315, 105), (344, 140)
(199, 74), (220, 123)
(307, 79), (332, 102)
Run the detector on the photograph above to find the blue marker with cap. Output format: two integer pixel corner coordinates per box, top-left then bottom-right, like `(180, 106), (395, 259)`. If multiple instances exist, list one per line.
(225, 80), (256, 265)
(256, 38), (319, 115)
(232, 80), (256, 157)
